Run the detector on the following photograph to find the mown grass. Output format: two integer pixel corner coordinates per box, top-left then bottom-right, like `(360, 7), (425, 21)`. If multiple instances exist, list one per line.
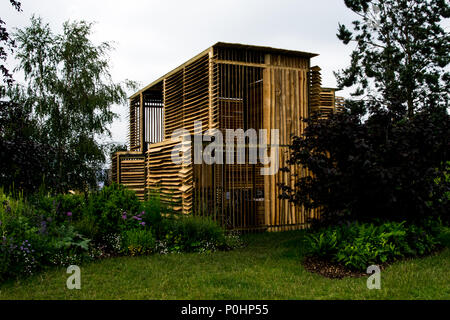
(0, 230), (449, 300)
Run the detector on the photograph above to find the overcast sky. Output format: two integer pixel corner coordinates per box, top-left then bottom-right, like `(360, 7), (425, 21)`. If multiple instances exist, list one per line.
(1, 0), (358, 145)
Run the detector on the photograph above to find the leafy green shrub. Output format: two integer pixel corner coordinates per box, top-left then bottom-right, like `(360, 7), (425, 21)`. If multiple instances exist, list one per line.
(84, 183), (142, 238)
(48, 225), (90, 253)
(0, 192), (48, 280)
(0, 237), (14, 281)
(0, 186), (244, 282)
(280, 108), (449, 225)
(0, 189), (94, 281)
(141, 194), (164, 235)
(73, 214), (99, 240)
(222, 231), (244, 251)
(54, 194), (85, 221)
(121, 229), (155, 256)
(30, 192), (85, 224)
(305, 220), (443, 271)
(157, 215), (227, 253)
(37, 225), (91, 266)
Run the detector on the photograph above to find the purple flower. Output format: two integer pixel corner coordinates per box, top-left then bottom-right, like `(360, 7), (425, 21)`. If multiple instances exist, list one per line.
(139, 222), (146, 226)
(122, 214), (127, 220)
(67, 212), (72, 217)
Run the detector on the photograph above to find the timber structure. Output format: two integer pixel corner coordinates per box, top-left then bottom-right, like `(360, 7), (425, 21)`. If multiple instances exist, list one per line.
(112, 42), (344, 231)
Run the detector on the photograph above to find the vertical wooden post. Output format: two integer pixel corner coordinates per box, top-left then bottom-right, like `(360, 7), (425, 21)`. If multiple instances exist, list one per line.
(208, 48), (214, 131)
(117, 155), (121, 184)
(129, 99), (133, 149)
(162, 79), (166, 139)
(140, 92), (144, 153)
(263, 53), (271, 228)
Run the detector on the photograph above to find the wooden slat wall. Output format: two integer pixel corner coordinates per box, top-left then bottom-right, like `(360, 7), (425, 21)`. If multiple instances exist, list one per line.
(268, 54), (309, 69)
(111, 152), (146, 201)
(209, 56), (265, 230)
(163, 54), (210, 139)
(191, 49), (322, 231)
(164, 70), (184, 139)
(183, 54), (210, 134)
(111, 153), (118, 184)
(309, 67), (343, 118)
(146, 139), (193, 214)
(129, 97), (141, 151)
(263, 56), (320, 232)
(309, 66), (322, 115)
(143, 90), (164, 146)
(335, 95), (345, 111)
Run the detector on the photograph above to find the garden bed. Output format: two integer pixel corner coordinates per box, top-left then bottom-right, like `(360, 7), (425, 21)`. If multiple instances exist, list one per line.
(0, 230), (449, 300)
(302, 256), (367, 279)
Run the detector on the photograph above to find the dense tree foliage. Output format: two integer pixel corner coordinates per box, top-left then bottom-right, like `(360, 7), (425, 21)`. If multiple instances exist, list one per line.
(0, 99), (58, 194)
(0, 0), (21, 87)
(280, 108), (449, 224)
(335, 0), (449, 117)
(9, 16), (130, 193)
(280, 0), (449, 225)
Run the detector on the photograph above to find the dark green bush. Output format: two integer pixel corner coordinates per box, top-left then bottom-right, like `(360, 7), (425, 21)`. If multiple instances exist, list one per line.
(30, 192), (85, 226)
(280, 108), (449, 225)
(158, 215), (227, 253)
(121, 228), (156, 256)
(84, 183), (142, 238)
(305, 220), (443, 271)
(141, 194), (165, 237)
(73, 214), (99, 240)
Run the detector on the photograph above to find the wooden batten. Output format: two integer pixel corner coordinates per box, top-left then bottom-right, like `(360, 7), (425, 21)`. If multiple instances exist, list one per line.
(261, 56), (322, 232)
(112, 152), (146, 201)
(147, 138), (193, 215)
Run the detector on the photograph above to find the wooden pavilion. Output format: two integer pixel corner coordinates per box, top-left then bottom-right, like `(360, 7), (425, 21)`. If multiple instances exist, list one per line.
(112, 42), (344, 231)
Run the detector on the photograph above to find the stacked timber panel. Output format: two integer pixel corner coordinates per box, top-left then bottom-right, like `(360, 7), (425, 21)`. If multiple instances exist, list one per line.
(129, 97), (141, 151)
(111, 153), (118, 184)
(163, 54), (210, 139)
(183, 54), (210, 134)
(146, 139), (193, 214)
(335, 95), (345, 111)
(318, 88), (336, 117)
(309, 66), (322, 116)
(114, 152), (146, 201)
(164, 71), (184, 139)
(309, 67), (343, 118)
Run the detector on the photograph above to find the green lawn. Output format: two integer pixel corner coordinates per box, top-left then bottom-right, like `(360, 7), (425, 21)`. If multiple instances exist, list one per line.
(0, 231), (449, 300)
